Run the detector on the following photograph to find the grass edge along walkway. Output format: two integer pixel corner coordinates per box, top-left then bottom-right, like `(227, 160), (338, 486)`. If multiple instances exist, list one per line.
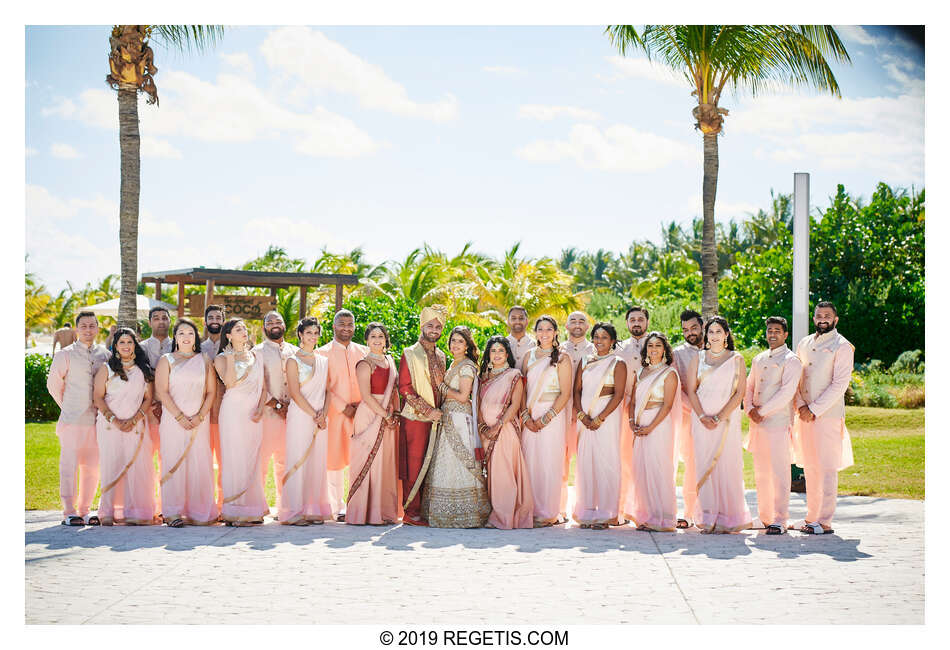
(25, 406), (923, 511)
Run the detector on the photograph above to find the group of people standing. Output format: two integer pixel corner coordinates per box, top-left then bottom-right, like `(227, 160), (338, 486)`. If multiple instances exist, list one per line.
(46, 298), (854, 537)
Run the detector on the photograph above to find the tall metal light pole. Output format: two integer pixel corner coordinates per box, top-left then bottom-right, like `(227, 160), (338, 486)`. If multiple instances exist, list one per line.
(792, 173), (810, 348)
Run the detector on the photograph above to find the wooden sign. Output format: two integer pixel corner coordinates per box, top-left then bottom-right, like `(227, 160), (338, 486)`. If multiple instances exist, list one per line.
(187, 294), (277, 320)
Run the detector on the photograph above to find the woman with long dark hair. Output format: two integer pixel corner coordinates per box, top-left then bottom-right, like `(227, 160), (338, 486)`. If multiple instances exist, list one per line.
(154, 319), (219, 527)
(213, 318), (269, 526)
(572, 322), (626, 529)
(92, 328), (158, 525)
(422, 326), (491, 527)
(684, 316), (752, 533)
(281, 317), (331, 525)
(520, 315), (573, 526)
(477, 335), (533, 529)
(347, 322), (402, 525)
(627, 331), (681, 532)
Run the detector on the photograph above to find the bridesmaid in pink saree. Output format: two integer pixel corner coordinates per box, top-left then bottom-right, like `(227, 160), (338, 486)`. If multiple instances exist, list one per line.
(572, 323), (627, 530)
(155, 319), (219, 527)
(281, 317), (331, 525)
(92, 328), (158, 525)
(214, 318), (269, 526)
(347, 322), (403, 525)
(627, 332), (681, 532)
(684, 316), (752, 534)
(477, 335), (533, 529)
(520, 316), (572, 527)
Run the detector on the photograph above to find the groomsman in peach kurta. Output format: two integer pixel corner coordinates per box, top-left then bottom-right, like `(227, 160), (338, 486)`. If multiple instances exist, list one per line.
(317, 309), (368, 519)
(671, 309), (703, 528)
(254, 311), (297, 516)
(559, 311), (594, 518)
(46, 311), (111, 525)
(505, 306), (536, 367)
(744, 316), (802, 535)
(616, 306), (649, 523)
(793, 301), (855, 535)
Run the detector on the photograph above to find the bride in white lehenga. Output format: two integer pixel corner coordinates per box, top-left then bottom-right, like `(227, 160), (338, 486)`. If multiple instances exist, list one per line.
(422, 326), (491, 528)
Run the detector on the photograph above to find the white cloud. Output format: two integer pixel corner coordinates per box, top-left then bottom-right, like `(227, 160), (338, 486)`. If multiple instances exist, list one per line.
(259, 26), (458, 122)
(729, 90), (923, 184)
(242, 216), (359, 257)
(482, 65), (523, 76)
(685, 195), (761, 220)
(42, 69), (380, 159)
(601, 55), (690, 88)
(50, 143), (81, 159)
(518, 104), (602, 122)
(141, 137), (183, 159)
(516, 123), (693, 173)
(880, 53), (924, 95)
(835, 25), (877, 47)
(220, 52), (254, 78)
(41, 98), (75, 118)
(26, 185), (117, 290)
(26, 146), (38, 157)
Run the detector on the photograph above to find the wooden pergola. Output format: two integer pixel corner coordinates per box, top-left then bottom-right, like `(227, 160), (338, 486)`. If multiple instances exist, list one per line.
(140, 267), (360, 320)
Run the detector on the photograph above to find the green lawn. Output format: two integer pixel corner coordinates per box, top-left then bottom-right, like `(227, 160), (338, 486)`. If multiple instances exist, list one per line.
(26, 406), (923, 510)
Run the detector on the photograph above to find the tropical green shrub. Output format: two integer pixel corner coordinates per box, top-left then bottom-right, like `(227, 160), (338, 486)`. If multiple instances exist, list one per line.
(721, 183), (923, 363)
(316, 295), (507, 360)
(25, 354), (59, 421)
(891, 349), (924, 374)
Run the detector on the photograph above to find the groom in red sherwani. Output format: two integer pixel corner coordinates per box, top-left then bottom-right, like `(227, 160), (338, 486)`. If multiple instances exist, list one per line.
(398, 305), (447, 526)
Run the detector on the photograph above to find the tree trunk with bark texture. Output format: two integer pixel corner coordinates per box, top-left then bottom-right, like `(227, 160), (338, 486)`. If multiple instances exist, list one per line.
(117, 87), (140, 329)
(701, 132), (719, 319)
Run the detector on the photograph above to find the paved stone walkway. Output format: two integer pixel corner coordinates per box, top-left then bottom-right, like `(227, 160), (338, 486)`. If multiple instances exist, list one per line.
(25, 491), (923, 625)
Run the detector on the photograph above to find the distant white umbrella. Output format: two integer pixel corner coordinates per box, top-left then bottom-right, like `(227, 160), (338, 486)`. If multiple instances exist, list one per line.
(85, 295), (177, 320)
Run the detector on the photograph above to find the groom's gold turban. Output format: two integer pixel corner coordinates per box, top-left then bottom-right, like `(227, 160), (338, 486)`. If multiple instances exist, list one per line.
(419, 304), (447, 327)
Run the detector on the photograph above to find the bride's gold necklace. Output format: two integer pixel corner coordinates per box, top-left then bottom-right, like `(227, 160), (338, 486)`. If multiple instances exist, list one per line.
(707, 347), (727, 359)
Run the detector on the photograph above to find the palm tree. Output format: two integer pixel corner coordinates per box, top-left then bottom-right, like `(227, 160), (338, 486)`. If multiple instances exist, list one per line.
(107, 25), (223, 327)
(468, 243), (583, 322)
(605, 25), (849, 318)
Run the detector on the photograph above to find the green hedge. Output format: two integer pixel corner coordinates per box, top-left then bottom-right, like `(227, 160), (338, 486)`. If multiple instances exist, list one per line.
(316, 295), (507, 361)
(25, 353), (59, 421)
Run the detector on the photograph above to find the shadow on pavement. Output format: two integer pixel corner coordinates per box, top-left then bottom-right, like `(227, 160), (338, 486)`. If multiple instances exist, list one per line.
(24, 513), (873, 561)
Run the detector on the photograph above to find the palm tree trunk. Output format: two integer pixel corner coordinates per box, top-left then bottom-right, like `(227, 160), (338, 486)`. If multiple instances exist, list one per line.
(117, 87), (140, 329)
(700, 132), (719, 319)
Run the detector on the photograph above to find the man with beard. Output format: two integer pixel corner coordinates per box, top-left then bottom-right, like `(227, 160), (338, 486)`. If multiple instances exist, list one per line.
(505, 306), (536, 366)
(672, 309), (704, 528)
(559, 311), (594, 518)
(793, 302), (855, 535)
(141, 306), (173, 508)
(317, 309), (368, 519)
(46, 311), (111, 525)
(398, 305), (447, 526)
(201, 304), (226, 510)
(254, 311), (298, 516)
(616, 306), (649, 524)
(744, 317), (802, 535)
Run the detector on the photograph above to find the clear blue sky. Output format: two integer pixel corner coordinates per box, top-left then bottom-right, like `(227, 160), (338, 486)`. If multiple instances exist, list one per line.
(25, 25), (924, 292)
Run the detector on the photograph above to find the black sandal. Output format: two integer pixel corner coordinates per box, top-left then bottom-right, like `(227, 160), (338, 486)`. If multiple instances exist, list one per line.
(169, 518), (185, 528)
(62, 515), (84, 526)
(676, 518), (691, 529)
(765, 524), (785, 535)
(86, 515), (100, 526)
